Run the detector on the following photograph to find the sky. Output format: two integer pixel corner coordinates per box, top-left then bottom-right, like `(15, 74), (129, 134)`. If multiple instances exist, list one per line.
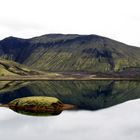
(0, 0), (140, 46)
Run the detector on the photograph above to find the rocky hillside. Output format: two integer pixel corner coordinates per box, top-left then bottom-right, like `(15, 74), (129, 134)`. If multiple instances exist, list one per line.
(0, 34), (140, 73)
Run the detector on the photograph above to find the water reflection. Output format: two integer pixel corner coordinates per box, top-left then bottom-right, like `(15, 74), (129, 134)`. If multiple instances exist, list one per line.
(0, 99), (140, 140)
(0, 81), (139, 111)
(0, 80), (139, 139)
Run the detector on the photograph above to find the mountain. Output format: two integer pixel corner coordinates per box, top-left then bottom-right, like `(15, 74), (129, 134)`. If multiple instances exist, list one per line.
(0, 58), (42, 76)
(0, 34), (140, 73)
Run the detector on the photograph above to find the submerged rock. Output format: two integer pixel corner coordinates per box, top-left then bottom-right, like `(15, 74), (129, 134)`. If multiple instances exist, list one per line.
(8, 96), (63, 116)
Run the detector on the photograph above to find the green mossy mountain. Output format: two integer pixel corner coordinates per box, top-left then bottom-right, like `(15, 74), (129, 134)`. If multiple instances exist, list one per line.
(0, 34), (140, 73)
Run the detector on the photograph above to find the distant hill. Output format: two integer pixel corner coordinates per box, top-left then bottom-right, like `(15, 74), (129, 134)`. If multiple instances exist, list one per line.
(0, 58), (42, 76)
(0, 34), (140, 73)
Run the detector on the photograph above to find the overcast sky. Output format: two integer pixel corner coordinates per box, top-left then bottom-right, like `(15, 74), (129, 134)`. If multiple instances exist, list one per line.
(0, 0), (140, 46)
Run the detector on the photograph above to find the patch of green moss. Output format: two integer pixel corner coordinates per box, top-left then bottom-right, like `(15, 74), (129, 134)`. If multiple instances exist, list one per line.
(8, 96), (63, 116)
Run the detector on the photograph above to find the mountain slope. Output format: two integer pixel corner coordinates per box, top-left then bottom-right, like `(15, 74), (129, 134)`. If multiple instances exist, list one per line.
(0, 34), (140, 73)
(0, 58), (42, 76)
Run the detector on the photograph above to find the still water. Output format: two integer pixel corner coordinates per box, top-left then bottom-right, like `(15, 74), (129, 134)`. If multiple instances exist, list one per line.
(0, 80), (140, 140)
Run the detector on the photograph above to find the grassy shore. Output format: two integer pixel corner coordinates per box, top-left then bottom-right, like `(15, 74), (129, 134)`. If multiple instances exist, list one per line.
(0, 75), (140, 81)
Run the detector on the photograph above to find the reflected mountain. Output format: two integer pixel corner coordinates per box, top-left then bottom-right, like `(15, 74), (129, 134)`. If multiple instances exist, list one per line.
(0, 81), (140, 110)
(0, 81), (30, 93)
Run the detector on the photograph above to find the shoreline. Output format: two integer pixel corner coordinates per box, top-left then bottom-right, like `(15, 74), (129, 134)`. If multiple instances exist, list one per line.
(0, 76), (139, 81)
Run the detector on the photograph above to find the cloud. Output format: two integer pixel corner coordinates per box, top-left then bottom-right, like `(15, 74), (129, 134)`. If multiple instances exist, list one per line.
(0, 0), (140, 46)
(0, 18), (44, 31)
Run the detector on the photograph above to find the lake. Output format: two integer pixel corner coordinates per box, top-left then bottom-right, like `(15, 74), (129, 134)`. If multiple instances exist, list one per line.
(0, 80), (140, 140)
